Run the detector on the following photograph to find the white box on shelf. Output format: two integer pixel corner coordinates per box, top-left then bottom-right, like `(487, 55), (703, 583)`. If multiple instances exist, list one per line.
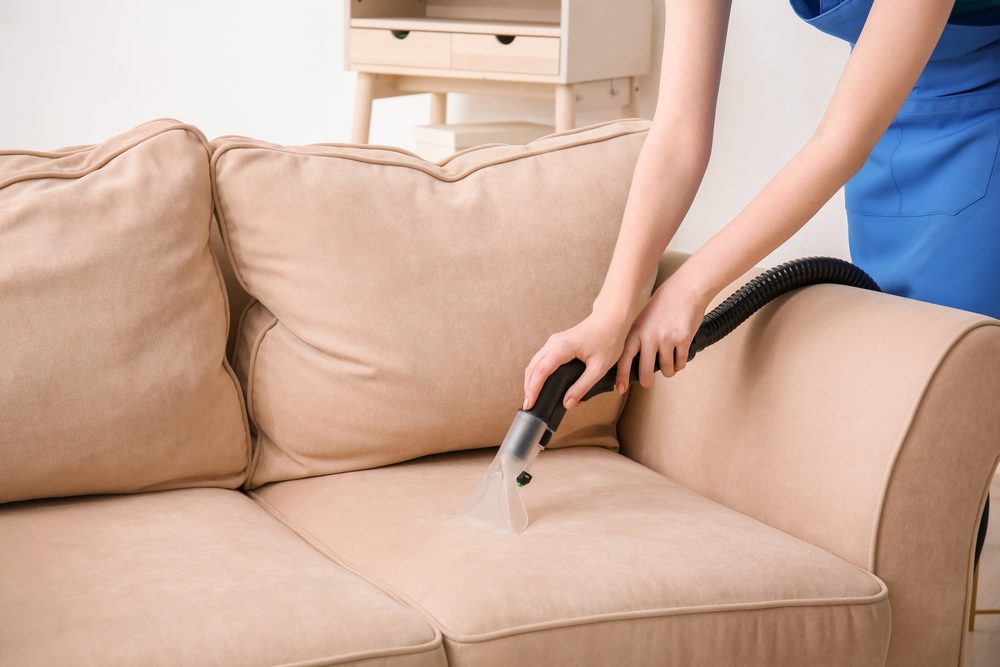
(412, 121), (554, 161)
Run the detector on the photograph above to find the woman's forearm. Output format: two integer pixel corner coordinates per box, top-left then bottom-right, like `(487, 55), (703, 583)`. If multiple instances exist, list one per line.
(592, 125), (712, 320)
(593, 0), (733, 322)
(669, 132), (866, 301)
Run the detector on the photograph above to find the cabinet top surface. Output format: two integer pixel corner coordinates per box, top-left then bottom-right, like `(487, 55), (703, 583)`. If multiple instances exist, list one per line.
(350, 17), (562, 38)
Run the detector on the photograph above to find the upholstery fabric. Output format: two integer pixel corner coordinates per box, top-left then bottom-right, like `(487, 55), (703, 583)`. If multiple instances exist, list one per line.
(619, 251), (1000, 665)
(209, 218), (252, 360)
(252, 447), (891, 666)
(213, 119), (650, 487)
(0, 488), (445, 667)
(0, 119), (250, 503)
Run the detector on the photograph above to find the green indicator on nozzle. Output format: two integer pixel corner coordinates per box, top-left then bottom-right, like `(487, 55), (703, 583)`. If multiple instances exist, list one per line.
(515, 471), (532, 488)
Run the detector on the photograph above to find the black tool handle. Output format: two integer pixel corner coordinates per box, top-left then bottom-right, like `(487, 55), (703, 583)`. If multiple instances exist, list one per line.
(524, 257), (879, 435)
(525, 332), (706, 436)
(582, 331), (709, 400)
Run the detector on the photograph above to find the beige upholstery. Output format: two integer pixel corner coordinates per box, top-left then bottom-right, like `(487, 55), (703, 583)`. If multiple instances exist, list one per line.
(5, 116), (996, 666)
(210, 218), (252, 360)
(619, 251), (1000, 666)
(0, 119), (250, 503)
(212, 119), (651, 487)
(252, 447), (891, 666)
(0, 488), (445, 667)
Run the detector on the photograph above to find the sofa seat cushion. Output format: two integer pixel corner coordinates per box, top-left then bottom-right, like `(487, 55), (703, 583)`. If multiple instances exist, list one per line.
(252, 447), (891, 666)
(0, 488), (445, 667)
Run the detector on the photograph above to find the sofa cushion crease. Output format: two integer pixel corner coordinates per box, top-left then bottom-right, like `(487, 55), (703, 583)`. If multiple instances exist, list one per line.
(0, 488), (446, 667)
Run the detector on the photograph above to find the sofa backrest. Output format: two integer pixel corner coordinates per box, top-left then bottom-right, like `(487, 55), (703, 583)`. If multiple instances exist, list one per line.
(0, 119), (251, 503)
(211, 119), (651, 487)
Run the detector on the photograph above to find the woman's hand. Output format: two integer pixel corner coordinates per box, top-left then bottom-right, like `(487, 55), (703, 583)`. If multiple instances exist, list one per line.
(523, 311), (630, 411)
(615, 276), (711, 389)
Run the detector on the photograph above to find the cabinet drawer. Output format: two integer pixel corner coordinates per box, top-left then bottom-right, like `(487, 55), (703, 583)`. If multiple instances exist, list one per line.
(451, 34), (560, 76)
(349, 28), (451, 69)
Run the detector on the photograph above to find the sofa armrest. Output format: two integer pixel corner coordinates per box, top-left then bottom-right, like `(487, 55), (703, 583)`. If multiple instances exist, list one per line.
(618, 252), (1000, 666)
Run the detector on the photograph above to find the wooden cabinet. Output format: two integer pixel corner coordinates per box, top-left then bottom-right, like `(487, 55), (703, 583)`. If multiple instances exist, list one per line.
(345, 0), (653, 143)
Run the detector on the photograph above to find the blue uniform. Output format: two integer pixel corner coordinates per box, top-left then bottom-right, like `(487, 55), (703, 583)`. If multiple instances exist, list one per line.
(790, 0), (1000, 318)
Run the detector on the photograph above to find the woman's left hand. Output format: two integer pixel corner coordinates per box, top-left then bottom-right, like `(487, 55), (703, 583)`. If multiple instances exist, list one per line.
(614, 276), (712, 390)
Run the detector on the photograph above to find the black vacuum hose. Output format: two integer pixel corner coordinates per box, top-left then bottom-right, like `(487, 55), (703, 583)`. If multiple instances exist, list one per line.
(527, 256), (880, 438)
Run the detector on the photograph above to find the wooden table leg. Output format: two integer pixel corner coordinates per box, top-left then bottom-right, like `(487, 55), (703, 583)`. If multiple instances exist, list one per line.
(555, 84), (576, 132)
(429, 92), (447, 125)
(622, 76), (640, 118)
(352, 71), (376, 144)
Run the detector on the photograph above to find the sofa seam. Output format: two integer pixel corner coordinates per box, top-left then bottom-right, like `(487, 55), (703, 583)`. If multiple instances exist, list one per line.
(207, 212), (255, 488)
(212, 124), (647, 185)
(209, 146), (253, 307)
(230, 295), (260, 372)
(868, 320), (1000, 571)
(0, 145), (92, 158)
(0, 119), (206, 190)
(208, 119), (649, 337)
(0, 118), (177, 159)
(242, 306), (280, 486)
(271, 635), (444, 667)
(249, 490), (890, 646)
(870, 321), (1000, 665)
(438, 591), (892, 647)
(440, 590), (890, 645)
(868, 321), (1000, 665)
(250, 491), (449, 647)
(431, 116), (644, 166)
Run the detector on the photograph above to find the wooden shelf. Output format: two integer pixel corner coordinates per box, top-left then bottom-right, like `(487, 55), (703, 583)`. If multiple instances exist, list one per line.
(345, 1), (652, 143)
(349, 17), (562, 38)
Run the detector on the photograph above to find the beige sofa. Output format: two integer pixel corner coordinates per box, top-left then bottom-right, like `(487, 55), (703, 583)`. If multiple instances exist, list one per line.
(1, 118), (998, 667)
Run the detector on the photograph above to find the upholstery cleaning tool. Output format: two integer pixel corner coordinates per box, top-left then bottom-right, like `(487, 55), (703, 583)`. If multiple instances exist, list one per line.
(459, 257), (880, 534)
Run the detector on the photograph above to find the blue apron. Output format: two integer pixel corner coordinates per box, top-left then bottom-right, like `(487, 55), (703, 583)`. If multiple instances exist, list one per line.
(789, 0), (1000, 318)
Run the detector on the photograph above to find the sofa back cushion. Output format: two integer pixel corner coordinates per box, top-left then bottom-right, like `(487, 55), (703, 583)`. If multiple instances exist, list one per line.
(0, 119), (251, 503)
(213, 119), (650, 486)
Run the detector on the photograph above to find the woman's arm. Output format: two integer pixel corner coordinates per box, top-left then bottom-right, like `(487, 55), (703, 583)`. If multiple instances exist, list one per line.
(617, 0), (955, 391)
(593, 0), (734, 322)
(523, 0), (733, 409)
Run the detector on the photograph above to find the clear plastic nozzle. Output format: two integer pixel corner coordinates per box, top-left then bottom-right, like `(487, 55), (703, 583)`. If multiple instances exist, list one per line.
(458, 410), (547, 535)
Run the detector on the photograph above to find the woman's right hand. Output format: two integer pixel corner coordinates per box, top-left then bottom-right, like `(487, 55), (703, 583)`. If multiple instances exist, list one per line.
(522, 311), (631, 411)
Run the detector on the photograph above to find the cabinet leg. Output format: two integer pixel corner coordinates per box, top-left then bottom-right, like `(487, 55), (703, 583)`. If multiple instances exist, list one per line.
(429, 92), (447, 125)
(352, 72), (376, 144)
(622, 76), (640, 118)
(555, 84), (576, 132)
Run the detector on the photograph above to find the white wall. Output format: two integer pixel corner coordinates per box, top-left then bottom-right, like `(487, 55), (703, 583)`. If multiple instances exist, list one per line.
(0, 0), (850, 263)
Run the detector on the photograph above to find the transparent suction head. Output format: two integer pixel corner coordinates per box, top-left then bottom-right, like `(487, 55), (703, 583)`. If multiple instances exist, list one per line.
(459, 410), (548, 535)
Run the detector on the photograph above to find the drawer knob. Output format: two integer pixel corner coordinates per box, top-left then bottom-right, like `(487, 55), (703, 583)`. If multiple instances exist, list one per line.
(391, 30), (410, 40)
(495, 35), (516, 45)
